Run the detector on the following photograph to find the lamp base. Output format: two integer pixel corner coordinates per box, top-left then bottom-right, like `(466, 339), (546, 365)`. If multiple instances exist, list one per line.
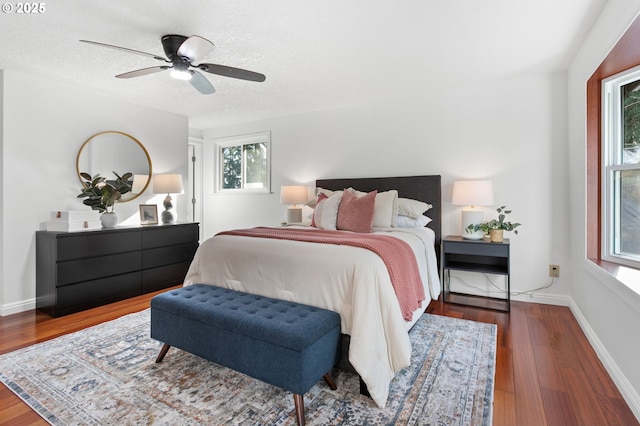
(461, 208), (485, 240)
(462, 230), (485, 240)
(287, 207), (302, 224)
(161, 209), (174, 224)
(161, 194), (174, 224)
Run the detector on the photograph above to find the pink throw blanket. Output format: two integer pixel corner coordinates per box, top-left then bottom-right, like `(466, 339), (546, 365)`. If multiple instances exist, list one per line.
(217, 227), (425, 321)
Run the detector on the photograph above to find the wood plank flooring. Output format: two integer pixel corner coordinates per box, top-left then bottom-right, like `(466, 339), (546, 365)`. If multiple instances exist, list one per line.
(427, 299), (639, 426)
(0, 290), (637, 425)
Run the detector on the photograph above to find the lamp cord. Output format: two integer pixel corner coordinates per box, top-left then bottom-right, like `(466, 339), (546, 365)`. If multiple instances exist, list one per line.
(447, 273), (556, 298)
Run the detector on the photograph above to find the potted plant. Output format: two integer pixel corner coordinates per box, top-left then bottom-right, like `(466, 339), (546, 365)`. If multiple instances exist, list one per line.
(77, 171), (132, 228)
(466, 205), (521, 242)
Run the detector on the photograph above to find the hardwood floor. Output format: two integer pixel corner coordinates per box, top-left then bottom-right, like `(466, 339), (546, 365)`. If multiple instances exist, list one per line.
(427, 299), (639, 426)
(0, 291), (637, 425)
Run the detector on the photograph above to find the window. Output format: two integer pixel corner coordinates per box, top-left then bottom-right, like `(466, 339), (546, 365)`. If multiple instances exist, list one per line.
(602, 68), (640, 268)
(216, 131), (270, 193)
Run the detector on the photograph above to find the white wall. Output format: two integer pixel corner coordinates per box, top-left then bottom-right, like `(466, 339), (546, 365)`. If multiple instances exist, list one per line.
(0, 70), (4, 312)
(0, 70), (189, 315)
(568, 0), (640, 416)
(202, 72), (572, 304)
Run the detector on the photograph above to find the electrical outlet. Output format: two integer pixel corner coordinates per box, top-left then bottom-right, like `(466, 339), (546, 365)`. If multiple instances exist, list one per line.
(549, 264), (560, 278)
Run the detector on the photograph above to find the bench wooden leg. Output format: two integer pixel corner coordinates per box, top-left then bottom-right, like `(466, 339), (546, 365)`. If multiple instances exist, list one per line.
(323, 373), (337, 390)
(293, 393), (305, 426)
(155, 343), (171, 363)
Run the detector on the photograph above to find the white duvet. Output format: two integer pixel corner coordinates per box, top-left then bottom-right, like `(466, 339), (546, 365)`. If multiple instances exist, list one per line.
(183, 226), (440, 407)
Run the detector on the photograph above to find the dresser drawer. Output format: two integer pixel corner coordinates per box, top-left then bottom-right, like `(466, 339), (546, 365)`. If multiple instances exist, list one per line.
(142, 261), (191, 292)
(142, 224), (199, 249)
(57, 252), (142, 286)
(57, 231), (141, 261)
(142, 242), (199, 269)
(443, 240), (509, 257)
(56, 271), (141, 311)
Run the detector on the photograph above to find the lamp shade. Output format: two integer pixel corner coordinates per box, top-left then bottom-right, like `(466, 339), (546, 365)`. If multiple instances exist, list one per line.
(452, 180), (494, 207)
(153, 174), (183, 194)
(280, 185), (309, 206)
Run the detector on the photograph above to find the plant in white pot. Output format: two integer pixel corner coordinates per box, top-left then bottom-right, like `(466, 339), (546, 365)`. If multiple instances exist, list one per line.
(465, 205), (521, 243)
(77, 171), (132, 228)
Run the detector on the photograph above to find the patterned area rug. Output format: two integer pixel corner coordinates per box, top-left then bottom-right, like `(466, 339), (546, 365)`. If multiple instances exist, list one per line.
(0, 310), (496, 425)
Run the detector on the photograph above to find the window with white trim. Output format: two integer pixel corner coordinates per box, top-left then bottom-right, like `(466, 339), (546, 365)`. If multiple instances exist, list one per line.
(602, 67), (640, 268)
(216, 131), (271, 193)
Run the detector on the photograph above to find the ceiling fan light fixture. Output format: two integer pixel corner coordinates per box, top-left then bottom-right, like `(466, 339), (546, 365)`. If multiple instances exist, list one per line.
(81, 34), (265, 94)
(170, 68), (193, 81)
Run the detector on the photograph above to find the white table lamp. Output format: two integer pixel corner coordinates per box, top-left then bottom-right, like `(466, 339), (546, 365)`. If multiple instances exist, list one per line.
(452, 180), (494, 239)
(280, 185), (309, 223)
(153, 174), (184, 224)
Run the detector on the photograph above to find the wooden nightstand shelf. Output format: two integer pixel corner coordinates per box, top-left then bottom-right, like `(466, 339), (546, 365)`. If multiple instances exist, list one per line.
(441, 235), (510, 311)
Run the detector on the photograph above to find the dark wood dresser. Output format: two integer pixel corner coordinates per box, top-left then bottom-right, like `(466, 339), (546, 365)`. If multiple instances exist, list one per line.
(36, 222), (199, 317)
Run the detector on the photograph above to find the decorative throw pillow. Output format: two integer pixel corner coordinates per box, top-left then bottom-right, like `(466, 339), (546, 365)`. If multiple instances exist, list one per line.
(397, 198), (433, 219)
(311, 193), (327, 227)
(337, 190), (377, 233)
(309, 187), (340, 208)
(347, 188), (398, 228)
(311, 192), (343, 230)
(396, 214), (432, 228)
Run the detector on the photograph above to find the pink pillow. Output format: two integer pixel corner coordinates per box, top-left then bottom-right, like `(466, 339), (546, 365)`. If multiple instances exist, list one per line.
(337, 190), (377, 233)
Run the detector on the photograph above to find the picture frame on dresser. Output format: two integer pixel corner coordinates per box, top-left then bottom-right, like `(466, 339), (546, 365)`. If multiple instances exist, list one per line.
(139, 204), (158, 225)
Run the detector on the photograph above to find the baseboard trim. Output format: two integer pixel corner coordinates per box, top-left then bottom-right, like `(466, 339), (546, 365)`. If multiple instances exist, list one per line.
(1, 298), (35, 316)
(511, 292), (571, 306)
(567, 298), (640, 422)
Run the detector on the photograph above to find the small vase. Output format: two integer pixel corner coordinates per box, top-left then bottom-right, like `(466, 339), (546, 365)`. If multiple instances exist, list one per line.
(101, 211), (118, 228)
(489, 229), (503, 243)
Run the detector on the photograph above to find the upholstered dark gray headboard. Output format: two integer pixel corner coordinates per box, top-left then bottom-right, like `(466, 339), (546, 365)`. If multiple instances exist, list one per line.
(315, 175), (442, 268)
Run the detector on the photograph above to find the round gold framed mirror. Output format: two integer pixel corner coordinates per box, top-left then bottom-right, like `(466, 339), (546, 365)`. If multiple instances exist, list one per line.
(76, 131), (152, 203)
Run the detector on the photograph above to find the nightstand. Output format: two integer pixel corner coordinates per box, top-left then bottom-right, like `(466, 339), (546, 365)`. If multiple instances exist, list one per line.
(441, 235), (510, 311)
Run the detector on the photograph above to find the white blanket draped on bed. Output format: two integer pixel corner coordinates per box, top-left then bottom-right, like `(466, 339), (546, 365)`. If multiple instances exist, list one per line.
(183, 226), (440, 408)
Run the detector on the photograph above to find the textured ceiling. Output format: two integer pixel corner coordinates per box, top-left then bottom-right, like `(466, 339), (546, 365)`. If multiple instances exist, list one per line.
(0, 0), (607, 129)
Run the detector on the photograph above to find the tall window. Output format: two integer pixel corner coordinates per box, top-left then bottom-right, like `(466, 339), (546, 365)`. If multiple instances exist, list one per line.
(216, 131), (270, 193)
(602, 68), (640, 268)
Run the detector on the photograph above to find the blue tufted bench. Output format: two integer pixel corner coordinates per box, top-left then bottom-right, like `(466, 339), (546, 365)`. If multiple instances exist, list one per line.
(150, 284), (341, 426)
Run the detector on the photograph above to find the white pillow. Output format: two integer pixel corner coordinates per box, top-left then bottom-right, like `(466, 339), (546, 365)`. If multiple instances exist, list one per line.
(397, 198), (433, 219)
(312, 192), (343, 230)
(347, 188), (398, 228)
(310, 187), (339, 208)
(315, 187), (338, 198)
(396, 214), (432, 228)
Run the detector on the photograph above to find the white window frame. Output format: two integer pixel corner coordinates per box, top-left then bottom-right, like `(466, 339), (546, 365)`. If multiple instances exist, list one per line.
(602, 66), (640, 269)
(215, 131), (271, 194)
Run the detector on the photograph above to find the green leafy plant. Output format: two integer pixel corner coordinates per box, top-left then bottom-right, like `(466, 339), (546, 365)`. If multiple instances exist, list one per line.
(77, 171), (132, 213)
(466, 205), (522, 235)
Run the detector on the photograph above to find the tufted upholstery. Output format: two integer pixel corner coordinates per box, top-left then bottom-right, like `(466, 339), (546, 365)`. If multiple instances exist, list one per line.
(150, 284), (341, 398)
(152, 285), (338, 351)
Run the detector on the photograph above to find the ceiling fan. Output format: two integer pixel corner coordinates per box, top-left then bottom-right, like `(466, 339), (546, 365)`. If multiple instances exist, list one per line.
(80, 34), (266, 94)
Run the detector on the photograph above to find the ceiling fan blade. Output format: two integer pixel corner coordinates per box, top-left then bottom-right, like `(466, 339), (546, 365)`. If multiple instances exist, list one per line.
(190, 70), (216, 94)
(197, 63), (266, 82)
(116, 66), (170, 79)
(177, 35), (214, 63)
(80, 40), (168, 62)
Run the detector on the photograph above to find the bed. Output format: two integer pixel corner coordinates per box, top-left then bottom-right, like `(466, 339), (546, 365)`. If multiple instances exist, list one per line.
(183, 175), (442, 407)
